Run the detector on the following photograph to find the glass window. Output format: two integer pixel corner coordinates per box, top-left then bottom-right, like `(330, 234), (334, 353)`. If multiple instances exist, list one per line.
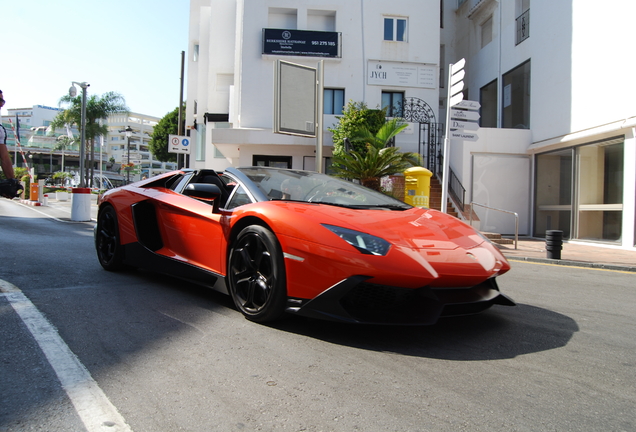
(535, 149), (572, 238)
(502, 60), (531, 129)
(196, 122), (205, 161)
(576, 142), (623, 242)
(479, 79), (497, 128)
(225, 184), (253, 210)
(534, 140), (624, 243)
(382, 92), (404, 117)
(384, 17), (407, 41)
(252, 155), (292, 168)
(324, 89), (345, 115)
(384, 18), (393, 41)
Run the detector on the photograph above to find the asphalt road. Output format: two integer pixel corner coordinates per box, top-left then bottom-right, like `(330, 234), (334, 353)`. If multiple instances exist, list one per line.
(1, 199), (634, 432)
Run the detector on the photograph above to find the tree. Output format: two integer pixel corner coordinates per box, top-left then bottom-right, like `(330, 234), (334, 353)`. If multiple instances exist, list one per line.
(149, 106), (182, 163)
(328, 101), (386, 158)
(330, 118), (421, 191)
(51, 91), (128, 186)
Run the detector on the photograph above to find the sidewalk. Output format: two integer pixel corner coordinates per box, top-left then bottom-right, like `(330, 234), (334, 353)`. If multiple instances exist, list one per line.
(497, 237), (636, 272)
(18, 195), (99, 222)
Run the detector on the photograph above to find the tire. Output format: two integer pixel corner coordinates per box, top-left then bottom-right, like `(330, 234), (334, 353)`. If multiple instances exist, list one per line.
(228, 225), (287, 323)
(95, 205), (125, 271)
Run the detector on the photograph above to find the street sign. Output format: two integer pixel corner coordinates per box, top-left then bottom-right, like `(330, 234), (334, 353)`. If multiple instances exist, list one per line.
(450, 108), (480, 122)
(454, 100), (481, 111)
(442, 57), (468, 215)
(168, 135), (191, 154)
(450, 120), (479, 131)
(450, 131), (479, 142)
(448, 59), (465, 107)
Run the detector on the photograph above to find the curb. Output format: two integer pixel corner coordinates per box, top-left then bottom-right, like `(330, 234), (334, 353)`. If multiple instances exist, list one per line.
(505, 256), (636, 273)
(19, 199), (42, 207)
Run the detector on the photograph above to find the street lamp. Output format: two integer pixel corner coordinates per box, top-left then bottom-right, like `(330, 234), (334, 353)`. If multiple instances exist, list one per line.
(121, 126), (133, 184)
(69, 82), (89, 187)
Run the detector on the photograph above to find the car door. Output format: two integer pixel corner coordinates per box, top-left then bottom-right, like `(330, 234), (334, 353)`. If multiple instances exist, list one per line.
(146, 183), (226, 276)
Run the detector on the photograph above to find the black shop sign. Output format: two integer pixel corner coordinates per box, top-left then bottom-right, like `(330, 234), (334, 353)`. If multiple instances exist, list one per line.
(262, 29), (341, 58)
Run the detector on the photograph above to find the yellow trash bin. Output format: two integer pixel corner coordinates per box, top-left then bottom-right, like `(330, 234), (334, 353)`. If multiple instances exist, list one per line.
(404, 167), (432, 208)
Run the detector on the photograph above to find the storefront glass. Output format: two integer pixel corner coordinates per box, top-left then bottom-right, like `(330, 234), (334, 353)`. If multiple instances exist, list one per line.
(534, 139), (624, 242)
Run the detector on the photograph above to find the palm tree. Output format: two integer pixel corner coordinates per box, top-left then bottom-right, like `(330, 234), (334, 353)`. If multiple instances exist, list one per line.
(51, 92), (128, 187)
(331, 118), (421, 191)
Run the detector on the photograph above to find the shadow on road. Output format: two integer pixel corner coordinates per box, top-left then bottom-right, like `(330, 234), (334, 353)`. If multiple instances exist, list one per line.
(126, 271), (579, 362)
(270, 304), (578, 361)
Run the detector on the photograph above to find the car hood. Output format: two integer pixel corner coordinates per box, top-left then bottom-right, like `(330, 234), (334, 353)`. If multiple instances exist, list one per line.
(286, 202), (486, 251)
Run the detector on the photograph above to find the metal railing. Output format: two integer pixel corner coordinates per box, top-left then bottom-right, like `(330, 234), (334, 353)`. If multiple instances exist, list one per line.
(469, 202), (519, 250)
(448, 168), (466, 211)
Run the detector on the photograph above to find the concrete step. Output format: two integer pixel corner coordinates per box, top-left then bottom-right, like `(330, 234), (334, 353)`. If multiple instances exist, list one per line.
(482, 232), (514, 245)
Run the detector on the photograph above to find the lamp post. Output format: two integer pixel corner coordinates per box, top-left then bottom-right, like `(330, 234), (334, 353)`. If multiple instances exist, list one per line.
(123, 126), (133, 184)
(69, 82), (89, 187)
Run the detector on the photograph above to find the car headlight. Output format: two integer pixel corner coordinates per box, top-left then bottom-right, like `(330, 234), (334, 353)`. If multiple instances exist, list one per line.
(322, 224), (391, 256)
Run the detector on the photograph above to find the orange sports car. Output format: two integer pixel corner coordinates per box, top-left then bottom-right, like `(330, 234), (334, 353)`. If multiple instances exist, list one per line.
(95, 167), (514, 324)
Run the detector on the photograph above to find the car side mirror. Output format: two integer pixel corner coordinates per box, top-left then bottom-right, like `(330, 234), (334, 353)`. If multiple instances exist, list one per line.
(184, 183), (222, 212)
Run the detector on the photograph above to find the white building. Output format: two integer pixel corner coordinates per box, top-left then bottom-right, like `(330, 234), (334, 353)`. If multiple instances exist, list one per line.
(1, 105), (65, 145)
(441, 0), (636, 249)
(1, 106), (176, 185)
(186, 0), (441, 172)
(187, 0), (636, 250)
(105, 112), (177, 183)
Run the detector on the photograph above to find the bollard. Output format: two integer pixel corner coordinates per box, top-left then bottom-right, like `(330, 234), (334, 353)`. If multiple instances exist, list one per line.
(545, 230), (563, 260)
(42, 194), (49, 206)
(71, 188), (92, 221)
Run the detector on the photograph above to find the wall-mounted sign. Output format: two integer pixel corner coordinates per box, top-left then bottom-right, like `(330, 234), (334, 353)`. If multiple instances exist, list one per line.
(367, 60), (437, 89)
(263, 29), (341, 58)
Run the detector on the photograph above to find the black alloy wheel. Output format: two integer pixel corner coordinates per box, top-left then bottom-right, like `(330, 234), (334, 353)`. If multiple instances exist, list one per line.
(95, 205), (125, 271)
(228, 225), (287, 323)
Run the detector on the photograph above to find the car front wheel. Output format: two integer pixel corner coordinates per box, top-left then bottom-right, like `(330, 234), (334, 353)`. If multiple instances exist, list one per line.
(228, 225), (287, 323)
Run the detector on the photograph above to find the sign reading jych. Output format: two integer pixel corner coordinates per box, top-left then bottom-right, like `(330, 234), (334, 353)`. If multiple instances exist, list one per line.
(367, 60), (437, 89)
(262, 29), (341, 58)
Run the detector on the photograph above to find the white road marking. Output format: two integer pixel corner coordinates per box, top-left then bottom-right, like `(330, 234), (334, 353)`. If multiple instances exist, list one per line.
(0, 279), (133, 432)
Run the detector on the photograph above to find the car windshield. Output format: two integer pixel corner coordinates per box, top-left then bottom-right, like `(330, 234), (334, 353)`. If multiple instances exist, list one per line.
(237, 167), (411, 210)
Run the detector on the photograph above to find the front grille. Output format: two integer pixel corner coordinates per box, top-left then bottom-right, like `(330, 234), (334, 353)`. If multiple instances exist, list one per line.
(340, 282), (442, 324)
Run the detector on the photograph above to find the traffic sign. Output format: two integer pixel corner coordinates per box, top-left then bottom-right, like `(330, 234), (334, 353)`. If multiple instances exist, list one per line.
(168, 135), (191, 154)
(450, 120), (479, 131)
(450, 108), (480, 122)
(450, 131), (479, 142)
(454, 100), (481, 111)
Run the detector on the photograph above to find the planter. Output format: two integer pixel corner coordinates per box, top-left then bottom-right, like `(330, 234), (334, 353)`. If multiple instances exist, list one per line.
(56, 191), (69, 201)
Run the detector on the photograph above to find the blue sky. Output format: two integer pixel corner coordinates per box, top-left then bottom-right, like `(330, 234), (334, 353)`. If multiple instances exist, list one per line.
(2, 0), (190, 119)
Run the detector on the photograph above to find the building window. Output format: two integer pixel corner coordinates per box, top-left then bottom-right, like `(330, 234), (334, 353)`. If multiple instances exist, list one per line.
(502, 60), (531, 129)
(382, 92), (404, 117)
(193, 44), (199, 62)
(253, 155), (292, 169)
(384, 17), (407, 42)
(324, 89), (345, 115)
(479, 79), (497, 128)
(196, 122), (205, 161)
(439, 45), (446, 88)
(534, 139), (624, 242)
(516, 9), (530, 45)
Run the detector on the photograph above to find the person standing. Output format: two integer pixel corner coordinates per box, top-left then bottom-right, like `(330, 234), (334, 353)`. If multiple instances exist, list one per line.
(0, 90), (23, 198)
